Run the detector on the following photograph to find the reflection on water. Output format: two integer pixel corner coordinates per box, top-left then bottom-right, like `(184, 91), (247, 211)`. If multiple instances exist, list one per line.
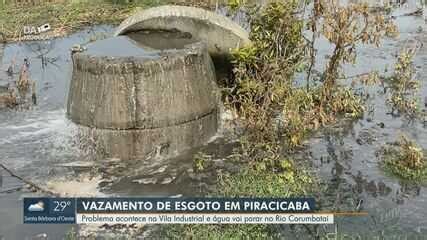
(128, 30), (198, 50)
(82, 35), (162, 58)
(280, 2), (427, 238)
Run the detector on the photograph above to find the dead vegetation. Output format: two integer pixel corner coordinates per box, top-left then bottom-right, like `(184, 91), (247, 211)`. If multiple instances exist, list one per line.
(317, 0), (398, 97)
(16, 64), (31, 94)
(165, 1), (399, 237)
(224, 0), (397, 162)
(0, 87), (18, 108)
(386, 46), (421, 118)
(0, 60), (37, 109)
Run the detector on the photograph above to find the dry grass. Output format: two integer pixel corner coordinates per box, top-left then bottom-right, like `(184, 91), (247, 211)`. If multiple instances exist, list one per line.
(0, 0), (137, 42)
(0, 0), (232, 42)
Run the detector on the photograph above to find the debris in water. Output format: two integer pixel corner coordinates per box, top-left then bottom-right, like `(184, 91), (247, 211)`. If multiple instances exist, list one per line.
(0, 88), (17, 108)
(31, 81), (37, 105)
(160, 176), (175, 185)
(355, 199), (364, 212)
(0, 187), (21, 194)
(46, 175), (104, 197)
(6, 65), (13, 76)
(401, 8), (423, 17)
(71, 44), (86, 54)
(0, 163), (57, 196)
(132, 178), (157, 185)
(24, 58), (30, 68)
(377, 122), (385, 128)
(17, 64), (31, 94)
(33, 233), (48, 240)
(56, 161), (96, 168)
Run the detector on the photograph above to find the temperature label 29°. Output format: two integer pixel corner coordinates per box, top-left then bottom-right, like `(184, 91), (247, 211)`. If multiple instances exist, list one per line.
(24, 198), (76, 224)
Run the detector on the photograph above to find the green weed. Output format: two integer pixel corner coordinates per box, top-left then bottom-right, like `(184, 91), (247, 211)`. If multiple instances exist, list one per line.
(381, 135), (427, 182)
(161, 161), (316, 239)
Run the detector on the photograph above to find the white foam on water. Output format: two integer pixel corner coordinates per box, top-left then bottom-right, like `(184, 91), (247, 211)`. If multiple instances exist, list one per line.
(0, 109), (76, 143)
(0, 109), (82, 172)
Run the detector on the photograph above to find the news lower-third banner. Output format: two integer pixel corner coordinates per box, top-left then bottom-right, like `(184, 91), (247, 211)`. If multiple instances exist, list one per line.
(23, 197), (337, 224)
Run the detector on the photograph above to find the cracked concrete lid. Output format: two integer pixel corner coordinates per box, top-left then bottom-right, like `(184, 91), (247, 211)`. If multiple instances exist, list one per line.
(114, 5), (251, 58)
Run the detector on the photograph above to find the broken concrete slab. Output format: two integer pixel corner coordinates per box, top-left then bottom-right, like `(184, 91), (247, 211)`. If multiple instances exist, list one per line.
(114, 5), (251, 58)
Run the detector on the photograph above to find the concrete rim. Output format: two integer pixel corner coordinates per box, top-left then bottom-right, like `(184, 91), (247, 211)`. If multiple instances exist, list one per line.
(114, 5), (251, 48)
(68, 41), (218, 130)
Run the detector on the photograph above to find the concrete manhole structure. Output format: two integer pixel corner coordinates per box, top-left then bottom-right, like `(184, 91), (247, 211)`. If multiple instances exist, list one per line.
(67, 6), (250, 160)
(114, 5), (251, 58)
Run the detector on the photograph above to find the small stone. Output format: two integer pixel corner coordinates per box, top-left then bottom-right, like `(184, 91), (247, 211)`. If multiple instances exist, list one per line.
(24, 58), (30, 68)
(160, 177), (174, 184)
(6, 65), (13, 76)
(34, 233), (48, 240)
(132, 178), (157, 185)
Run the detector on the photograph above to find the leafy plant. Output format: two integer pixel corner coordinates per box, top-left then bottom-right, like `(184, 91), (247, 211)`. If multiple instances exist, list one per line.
(228, 0), (245, 10)
(162, 160), (316, 239)
(193, 152), (212, 172)
(64, 228), (78, 240)
(315, 0), (397, 97)
(381, 135), (427, 181)
(160, 1), (394, 238)
(386, 48), (421, 117)
(225, 1), (307, 154)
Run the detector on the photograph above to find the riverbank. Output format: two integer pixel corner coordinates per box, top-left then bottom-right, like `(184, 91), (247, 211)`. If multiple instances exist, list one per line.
(0, 0), (224, 43)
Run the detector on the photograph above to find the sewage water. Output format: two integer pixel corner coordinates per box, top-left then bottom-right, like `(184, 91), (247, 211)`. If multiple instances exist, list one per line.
(0, 26), (114, 240)
(82, 35), (162, 58)
(0, 25), (234, 239)
(281, 5), (427, 240)
(1, 3), (427, 240)
(127, 30), (198, 50)
(82, 30), (198, 58)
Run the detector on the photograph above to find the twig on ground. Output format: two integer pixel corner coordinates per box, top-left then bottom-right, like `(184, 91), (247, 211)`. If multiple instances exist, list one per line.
(0, 163), (58, 196)
(0, 186), (23, 194)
